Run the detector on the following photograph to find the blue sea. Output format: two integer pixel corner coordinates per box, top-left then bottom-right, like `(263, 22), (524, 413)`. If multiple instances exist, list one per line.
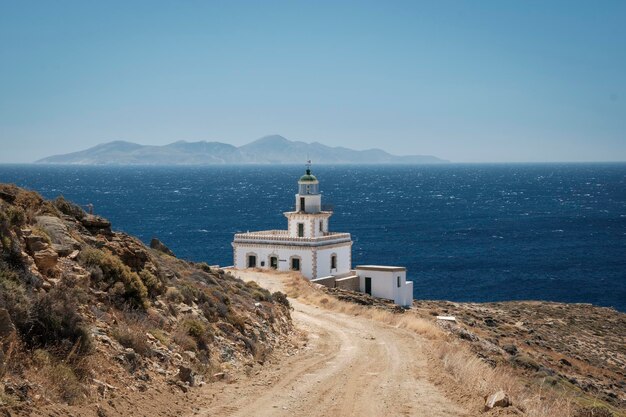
(1, 163), (625, 312)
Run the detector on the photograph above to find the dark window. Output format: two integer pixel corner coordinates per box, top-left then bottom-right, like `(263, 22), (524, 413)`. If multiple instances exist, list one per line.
(331, 255), (337, 269)
(300, 197), (305, 212)
(291, 257), (300, 271)
(319, 221), (323, 232)
(397, 276), (401, 287)
(298, 223), (304, 237)
(247, 255), (256, 268)
(260, 261), (265, 267)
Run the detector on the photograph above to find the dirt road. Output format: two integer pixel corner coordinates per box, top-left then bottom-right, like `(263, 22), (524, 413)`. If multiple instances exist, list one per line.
(194, 270), (469, 417)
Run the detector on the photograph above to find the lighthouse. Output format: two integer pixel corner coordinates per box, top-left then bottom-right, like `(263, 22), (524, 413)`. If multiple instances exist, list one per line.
(232, 164), (353, 279)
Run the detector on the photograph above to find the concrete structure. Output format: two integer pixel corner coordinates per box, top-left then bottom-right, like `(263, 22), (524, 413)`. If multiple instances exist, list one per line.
(232, 165), (352, 279)
(355, 265), (413, 307)
(232, 164), (414, 308)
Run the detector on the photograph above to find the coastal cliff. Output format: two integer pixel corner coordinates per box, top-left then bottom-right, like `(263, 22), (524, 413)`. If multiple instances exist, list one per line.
(0, 184), (293, 416)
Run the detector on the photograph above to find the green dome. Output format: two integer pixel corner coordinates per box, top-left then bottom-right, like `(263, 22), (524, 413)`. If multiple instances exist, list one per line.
(299, 168), (318, 182)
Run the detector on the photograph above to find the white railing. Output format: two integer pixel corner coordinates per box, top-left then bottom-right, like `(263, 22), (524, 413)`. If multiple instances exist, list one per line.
(234, 230), (351, 245)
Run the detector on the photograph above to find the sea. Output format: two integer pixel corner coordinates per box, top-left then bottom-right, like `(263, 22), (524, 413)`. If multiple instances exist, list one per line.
(1, 163), (625, 312)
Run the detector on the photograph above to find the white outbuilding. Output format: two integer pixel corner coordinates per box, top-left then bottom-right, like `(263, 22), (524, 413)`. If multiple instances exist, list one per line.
(355, 265), (414, 307)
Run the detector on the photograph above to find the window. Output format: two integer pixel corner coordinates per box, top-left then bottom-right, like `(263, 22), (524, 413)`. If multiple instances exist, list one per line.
(331, 254), (337, 270)
(291, 257), (300, 271)
(319, 221), (323, 232)
(298, 223), (304, 237)
(397, 276), (401, 288)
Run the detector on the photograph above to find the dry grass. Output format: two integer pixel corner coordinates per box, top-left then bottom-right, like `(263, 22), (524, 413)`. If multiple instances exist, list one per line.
(284, 272), (589, 417)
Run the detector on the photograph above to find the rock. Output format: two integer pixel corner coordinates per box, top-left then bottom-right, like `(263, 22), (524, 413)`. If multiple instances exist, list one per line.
(483, 317), (497, 327)
(35, 216), (81, 256)
(212, 372), (226, 381)
(150, 238), (175, 257)
(503, 344), (518, 355)
(182, 351), (197, 362)
(24, 234), (48, 252)
(484, 390), (511, 410)
(81, 215), (112, 235)
(178, 365), (197, 386)
(33, 247), (58, 273)
(559, 358), (572, 367)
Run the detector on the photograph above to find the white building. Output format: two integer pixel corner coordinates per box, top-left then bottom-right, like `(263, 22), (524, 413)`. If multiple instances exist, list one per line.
(232, 166), (353, 280)
(355, 265), (414, 307)
(232, 165), (414, 307)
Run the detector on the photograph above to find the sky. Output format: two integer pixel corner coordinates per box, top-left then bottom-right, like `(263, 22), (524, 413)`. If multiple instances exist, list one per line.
(0, 0), (625, 163)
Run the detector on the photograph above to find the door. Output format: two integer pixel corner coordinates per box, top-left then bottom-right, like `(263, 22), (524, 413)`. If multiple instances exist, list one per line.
(291, 257), (300, 271)
(365, 277), (372, 295)
(270, 256), (278, 269)
(247, 255), (256, 268)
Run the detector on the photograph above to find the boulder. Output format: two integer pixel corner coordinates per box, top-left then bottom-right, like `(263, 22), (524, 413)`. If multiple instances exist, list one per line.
(178, 365), (198, 386)
(24, 234), (48, 252)
(484, 390), (511, 410)
(33, 247), (58, 273)
(81, 215), (112, 235)
(150, 238), (175, 257)
(35, 216), (80, 256)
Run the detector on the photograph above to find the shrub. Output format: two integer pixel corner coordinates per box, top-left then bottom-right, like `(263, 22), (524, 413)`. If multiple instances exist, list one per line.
(112, 324), (151, 357)
(53, 196), (86, 220)
(47, 362), (86, 404)
(165, 286), (183, 304)
(6, 206), (26, 226)
(27, 285), (93, 356)
(272, 291), (290, 308)
(0, 263), (32, 333)
(139, 269), (163, 297)
(182, 318), (212, 351)
(79, 247), (148, 309)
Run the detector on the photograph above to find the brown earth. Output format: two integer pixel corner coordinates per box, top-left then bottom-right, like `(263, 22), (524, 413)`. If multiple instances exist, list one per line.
(190, 269), (472, 417)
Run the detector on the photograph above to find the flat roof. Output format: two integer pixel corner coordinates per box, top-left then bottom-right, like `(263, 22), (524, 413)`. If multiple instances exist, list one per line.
(355, 265), (406, 272)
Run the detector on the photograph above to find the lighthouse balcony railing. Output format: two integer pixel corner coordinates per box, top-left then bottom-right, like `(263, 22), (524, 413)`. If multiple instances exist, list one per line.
(234, 231), (351, 244)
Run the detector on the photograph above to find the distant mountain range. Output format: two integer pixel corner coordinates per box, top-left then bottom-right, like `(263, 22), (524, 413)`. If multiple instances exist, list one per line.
(36, 135), (449, 165)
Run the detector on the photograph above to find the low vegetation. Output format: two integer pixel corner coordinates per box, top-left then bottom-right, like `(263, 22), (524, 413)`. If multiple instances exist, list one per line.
(0, 184), (293, 414)
(284, 272), (624, 417)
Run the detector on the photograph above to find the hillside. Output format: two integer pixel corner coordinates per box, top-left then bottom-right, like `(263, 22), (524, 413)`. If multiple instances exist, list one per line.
(0, 184), (293, 416)
(35, 135), (448, 165)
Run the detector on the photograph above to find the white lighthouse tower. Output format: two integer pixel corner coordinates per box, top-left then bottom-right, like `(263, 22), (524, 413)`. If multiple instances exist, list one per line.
(232, 164), (352, 279)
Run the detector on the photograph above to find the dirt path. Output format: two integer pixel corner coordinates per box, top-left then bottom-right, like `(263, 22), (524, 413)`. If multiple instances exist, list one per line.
(193, 270), (469, 417)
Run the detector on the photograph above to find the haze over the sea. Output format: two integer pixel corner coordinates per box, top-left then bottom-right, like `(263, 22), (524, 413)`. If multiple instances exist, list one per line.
(1, 1), (625, 163)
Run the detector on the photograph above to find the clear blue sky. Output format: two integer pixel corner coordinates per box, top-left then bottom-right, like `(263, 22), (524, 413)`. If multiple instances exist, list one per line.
(1, 0), (624, 163)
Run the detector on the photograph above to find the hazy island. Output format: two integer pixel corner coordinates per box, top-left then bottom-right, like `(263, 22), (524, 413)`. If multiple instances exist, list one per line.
(35, 135), (449, 165)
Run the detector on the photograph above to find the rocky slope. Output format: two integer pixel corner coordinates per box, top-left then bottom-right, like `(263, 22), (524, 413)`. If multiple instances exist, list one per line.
(0, 184), (293, 415)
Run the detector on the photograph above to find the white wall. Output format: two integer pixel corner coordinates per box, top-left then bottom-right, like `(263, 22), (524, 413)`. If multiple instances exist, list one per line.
(317, 244), (351, 277)
(233, 244), (315, 278)
(234, 242), (351, 280)
(356, 268), (413, 307)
